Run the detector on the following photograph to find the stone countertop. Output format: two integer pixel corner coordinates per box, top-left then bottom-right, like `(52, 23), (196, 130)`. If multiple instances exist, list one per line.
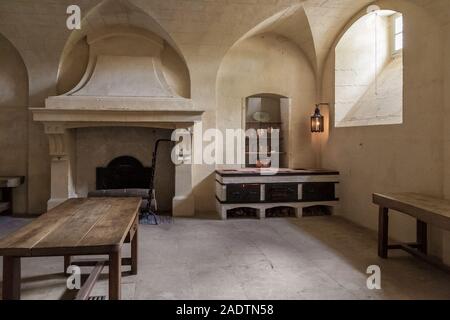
(215, 168), (339, 177)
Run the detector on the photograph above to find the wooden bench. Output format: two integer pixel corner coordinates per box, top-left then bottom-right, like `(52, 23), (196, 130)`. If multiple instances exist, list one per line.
(0, 197), (141, 300)
(373, 193), (450, 270)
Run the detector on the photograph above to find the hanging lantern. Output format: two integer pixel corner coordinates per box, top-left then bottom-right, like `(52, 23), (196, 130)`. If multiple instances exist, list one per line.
(311, 105), (325, 133)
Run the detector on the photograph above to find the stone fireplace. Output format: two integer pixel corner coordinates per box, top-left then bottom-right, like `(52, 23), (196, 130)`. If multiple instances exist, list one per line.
(31, 27), (204, 216)
(31, 109), (203, 217)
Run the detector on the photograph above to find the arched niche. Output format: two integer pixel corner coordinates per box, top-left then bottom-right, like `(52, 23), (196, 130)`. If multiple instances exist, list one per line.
(0, 33), (29, 214)
(57, 26), (191, 99)
(216, 33), (317, 170)
(0, 34), (28, 108)
(244, 93), (290, 168)
(56, 0), (191, 98)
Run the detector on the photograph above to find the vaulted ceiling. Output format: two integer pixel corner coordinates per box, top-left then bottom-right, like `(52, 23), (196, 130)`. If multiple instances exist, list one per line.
(0, 0), (448, 98)
(62, 0), (184, 61)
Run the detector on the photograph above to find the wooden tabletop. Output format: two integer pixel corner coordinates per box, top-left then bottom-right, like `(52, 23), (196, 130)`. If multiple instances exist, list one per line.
(373, 192), (450, 229)
(0, 197), (141, 257)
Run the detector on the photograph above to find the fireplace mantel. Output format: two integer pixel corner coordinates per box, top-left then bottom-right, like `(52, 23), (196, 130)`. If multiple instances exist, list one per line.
(31, 107), (204, 129)
(32, 97), (204, 129)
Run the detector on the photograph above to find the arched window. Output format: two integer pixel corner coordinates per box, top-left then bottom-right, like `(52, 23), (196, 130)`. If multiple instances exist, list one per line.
(335, 10), (403, 127)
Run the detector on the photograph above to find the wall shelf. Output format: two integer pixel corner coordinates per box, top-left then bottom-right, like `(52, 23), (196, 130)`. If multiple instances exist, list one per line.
(244, 95), (290, 168)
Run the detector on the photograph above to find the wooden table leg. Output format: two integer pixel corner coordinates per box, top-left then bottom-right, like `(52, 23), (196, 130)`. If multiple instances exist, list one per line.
(131, 225), (138, 276)
(417, 220), (428, 254)
(3, 256), (21, 300)
(378, 207), (389, 259)
(109, 251), (121, 300)
(64, 255), (71, 275)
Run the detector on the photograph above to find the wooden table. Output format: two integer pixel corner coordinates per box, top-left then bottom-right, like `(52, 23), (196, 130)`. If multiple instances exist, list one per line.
(0, 177), (25, 215)
(373, 192), (450, 271)
(0, 197), (141, 300)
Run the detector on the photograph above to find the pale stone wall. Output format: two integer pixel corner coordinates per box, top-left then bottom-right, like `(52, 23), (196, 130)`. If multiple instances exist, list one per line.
(335, 12), (403, 127)
(0, 34), (28, 214)
(161, 44), (191, 99)
(442, 14), (450, 266)
(339, 55), (403, 126)
(321, 1), (445, 258)
(216, 33), (317, 170)
(57, 38), (89, 95)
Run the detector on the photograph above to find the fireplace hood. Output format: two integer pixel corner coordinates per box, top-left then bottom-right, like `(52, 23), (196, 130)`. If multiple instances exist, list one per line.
(33, 27), (203, 127)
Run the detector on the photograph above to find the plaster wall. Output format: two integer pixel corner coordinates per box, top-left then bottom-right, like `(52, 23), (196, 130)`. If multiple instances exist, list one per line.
(321, 1), (445, 257)
(216, 33), (317, 170)
(335, 12), (402, 127)
(0, 35), (28, 214)
(57, 38), (89, 95)
(442, 18), (450, 265)
(339, 55), (403, 127)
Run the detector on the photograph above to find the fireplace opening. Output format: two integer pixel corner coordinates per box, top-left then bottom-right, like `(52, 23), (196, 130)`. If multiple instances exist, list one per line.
(96, 156), (151, 190)
(78, 126), (175, 215)
(89, 156), (152, 212)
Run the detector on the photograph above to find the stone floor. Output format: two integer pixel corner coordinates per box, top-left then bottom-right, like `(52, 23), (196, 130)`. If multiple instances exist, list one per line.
(1, 215), (450, 300)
